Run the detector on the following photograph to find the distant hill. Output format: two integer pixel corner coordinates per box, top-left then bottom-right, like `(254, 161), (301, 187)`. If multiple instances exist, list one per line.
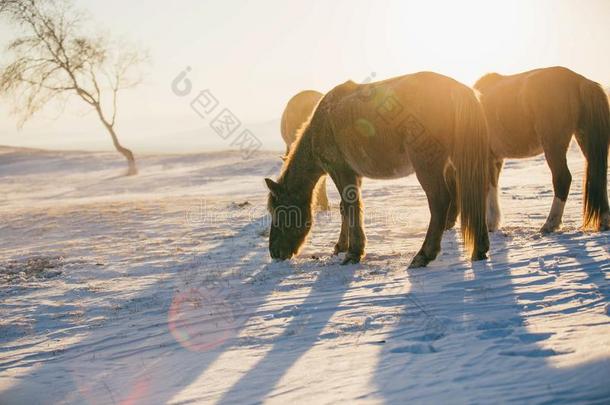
(0, 118), (285, 154)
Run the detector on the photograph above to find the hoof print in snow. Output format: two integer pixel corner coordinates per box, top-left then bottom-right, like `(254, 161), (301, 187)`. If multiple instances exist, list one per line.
(1, 256), (64, 283)
(390, 343), (438, 354)
(478, 329), (513, 340)
(499, 348), (565, 358)
(516, 332), (554, 343)
(412, 332), (444, 342)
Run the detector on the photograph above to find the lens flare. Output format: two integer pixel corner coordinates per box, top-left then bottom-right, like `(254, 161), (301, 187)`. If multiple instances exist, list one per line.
(354, 118), (376, 137)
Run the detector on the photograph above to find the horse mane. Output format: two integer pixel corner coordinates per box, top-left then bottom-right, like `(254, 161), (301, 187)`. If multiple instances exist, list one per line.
(473, 73), (503, 92)
(279, 89), (328, 178)
(280, 112), (314, 178)
(280, 79), (358, 178)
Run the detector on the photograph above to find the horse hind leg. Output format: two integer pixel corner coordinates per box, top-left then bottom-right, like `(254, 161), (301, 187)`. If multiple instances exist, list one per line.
(410, 165), (451, 268)
(540, 131), (573, 234)
(313, 175), (331, 211)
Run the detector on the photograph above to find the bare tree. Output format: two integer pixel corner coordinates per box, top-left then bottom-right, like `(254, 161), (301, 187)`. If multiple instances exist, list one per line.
(0, 0), (147, 175)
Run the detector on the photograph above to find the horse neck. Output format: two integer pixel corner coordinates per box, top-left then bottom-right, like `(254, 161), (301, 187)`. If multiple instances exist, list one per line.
(280, 128), (324, 203)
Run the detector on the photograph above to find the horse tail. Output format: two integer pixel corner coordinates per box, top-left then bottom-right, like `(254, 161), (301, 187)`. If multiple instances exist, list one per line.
(578, 79), (610, 230)
(451, 85), (490, 260)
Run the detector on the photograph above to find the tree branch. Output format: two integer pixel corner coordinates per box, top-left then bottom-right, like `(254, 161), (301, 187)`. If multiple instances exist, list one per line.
(0, 0), (146, 174)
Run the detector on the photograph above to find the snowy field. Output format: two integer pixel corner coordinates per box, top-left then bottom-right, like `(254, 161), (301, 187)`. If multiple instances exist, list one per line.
(0, 145), (609, 404)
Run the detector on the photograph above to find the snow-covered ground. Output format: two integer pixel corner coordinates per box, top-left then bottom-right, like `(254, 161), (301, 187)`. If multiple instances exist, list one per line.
(0, 145), (609, 404)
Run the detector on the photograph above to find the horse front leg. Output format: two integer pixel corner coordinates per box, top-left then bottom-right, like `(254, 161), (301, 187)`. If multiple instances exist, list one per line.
(540, 133), (572, 234)
(333, 200), (349, 255)
(313, 175), (331, 211)
(330, 170), (365, 264)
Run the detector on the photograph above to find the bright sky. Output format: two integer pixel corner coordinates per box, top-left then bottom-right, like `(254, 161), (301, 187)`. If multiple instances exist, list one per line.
(0, 0), (609, 152)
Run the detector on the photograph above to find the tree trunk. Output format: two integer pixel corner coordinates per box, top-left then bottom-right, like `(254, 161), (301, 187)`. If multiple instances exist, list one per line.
(105, 123), (137, 176)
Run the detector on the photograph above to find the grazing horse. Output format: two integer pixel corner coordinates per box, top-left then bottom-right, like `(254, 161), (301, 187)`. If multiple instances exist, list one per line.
(281, 90), (329, 211)
(266, 72), (490, 268)
(474, 67), (610, 233)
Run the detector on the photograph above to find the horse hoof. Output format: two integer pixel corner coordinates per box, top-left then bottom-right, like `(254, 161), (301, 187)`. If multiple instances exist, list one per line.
(408, 255), (429, 269)
(539, 224), (558, 234)
(333, 244), (348, 256)
(341, 253), (361, 265)
(471, 251), (488, 261)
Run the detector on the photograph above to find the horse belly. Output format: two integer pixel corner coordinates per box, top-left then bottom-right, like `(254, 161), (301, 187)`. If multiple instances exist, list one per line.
(486, 92), (544, 159)
(354, 154), (415, 179)
(340, 138), (415, 179)
(491, 126), (543, 159)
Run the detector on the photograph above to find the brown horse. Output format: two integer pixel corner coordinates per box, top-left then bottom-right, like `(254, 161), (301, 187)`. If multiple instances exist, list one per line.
(474, 67), (610, 233)
(266, 72), (490, 268)
(281, 90), (329, 211)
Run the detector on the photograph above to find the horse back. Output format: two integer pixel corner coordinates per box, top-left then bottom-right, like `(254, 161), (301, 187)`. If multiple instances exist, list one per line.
(314, 73), (465, 179)
(476, 67), (584, 158)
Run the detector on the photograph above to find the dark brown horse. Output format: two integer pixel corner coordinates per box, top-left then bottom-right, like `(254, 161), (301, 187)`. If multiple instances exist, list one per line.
(474, 67), (610, 233)
(266, 72), (490, 268)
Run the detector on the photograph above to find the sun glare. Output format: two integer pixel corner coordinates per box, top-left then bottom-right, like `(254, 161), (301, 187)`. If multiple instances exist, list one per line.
(379, 0), (543, 85)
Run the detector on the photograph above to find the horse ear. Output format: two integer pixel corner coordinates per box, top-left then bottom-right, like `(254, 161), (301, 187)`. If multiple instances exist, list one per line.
(265, 178), (282, 197)
(279, 155), (287, 162)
